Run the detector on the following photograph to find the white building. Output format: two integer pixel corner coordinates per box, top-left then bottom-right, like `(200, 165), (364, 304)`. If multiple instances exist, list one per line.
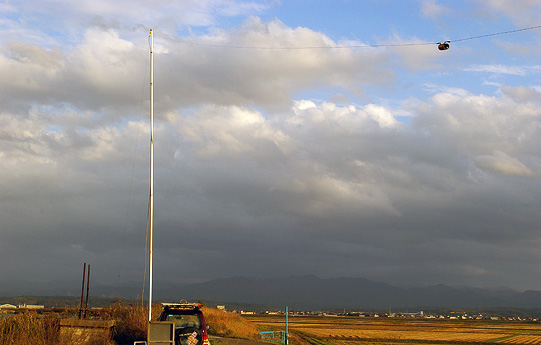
(17, 304), (44, 309)
(0, 304), (17, 309)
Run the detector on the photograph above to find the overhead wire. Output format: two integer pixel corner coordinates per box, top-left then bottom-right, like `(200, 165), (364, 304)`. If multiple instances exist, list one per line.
(117, 38), (149, 282)
(450, 24), (541, 43)
(141, 32), (154, 306)
(174, 38), (438, 49)
(169, 24), (541, 50)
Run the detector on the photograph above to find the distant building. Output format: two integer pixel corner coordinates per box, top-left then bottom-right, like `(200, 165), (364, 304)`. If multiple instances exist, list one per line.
(217, 305), (226, 311)
(17, 304), (44, 309)
(0, 304), (17, 309)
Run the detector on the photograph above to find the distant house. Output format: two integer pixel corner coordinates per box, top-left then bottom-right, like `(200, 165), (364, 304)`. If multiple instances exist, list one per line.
(17, 304), (44, 309)
(0, 304), (17, 309)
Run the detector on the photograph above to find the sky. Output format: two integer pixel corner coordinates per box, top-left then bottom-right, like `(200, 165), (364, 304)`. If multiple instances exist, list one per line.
(0, 0), (540, 294)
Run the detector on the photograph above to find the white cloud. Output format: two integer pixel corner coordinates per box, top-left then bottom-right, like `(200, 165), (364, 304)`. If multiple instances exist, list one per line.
(364, 104), (399, 128)
(475, 151), (534, 176)
(422, 84), (471, 97)
(0, 28), (149, 114)
(415, 89), (541, 159)
(464, 64), (530, 76)
(177, 104), (291, 161)
(501, 85), (541, 101)
(0, 0), (272, 37)
(421, 0), (448, 20)
(172, 102), (408, 221)
(151, 18), (395, 111)
(474, 0), (541, 26)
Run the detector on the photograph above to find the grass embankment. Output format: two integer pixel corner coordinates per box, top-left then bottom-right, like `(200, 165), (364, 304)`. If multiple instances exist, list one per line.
(204, 309), (311, 345)
(203, 307), (260, 340)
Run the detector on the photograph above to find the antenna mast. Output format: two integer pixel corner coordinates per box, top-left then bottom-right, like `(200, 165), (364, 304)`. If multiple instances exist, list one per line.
(148, 28), (154, 322)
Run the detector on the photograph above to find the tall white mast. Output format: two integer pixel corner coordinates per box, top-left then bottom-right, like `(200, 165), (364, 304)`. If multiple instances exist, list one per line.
(148, 28), (154, 322)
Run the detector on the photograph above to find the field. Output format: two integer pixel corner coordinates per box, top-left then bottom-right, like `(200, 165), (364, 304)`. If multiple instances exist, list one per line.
(245, 315), (541, 345)
(3, 306), (541, 345)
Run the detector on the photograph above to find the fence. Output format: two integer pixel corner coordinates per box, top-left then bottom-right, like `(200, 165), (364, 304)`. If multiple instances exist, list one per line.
(260, 331), (287, 344)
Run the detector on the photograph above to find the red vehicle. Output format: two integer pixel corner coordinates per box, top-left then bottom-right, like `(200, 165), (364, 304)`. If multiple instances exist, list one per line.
(158, 303), (210, 345)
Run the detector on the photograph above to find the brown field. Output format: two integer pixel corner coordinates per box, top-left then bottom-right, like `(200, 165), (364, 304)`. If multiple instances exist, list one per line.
(245, 315), (541, 345)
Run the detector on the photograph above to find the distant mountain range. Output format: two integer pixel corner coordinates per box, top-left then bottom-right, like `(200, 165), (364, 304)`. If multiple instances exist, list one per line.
(2, 275), (540, 310)
(155, 275), (541, 310)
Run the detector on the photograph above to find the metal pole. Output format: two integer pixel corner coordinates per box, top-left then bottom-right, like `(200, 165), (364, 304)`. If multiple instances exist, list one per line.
(79, 262), (86, 319)
(148, 28), (154, 323)
(84, 264), (90, 319)
(285, 306), (289, 345)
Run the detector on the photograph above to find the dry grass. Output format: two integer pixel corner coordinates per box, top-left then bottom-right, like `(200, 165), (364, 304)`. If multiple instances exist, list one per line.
(0, 305), (265, 345)
(0, 311), (59, 345)
(0, 302), (160, 345)
(203, 307), (261, 340)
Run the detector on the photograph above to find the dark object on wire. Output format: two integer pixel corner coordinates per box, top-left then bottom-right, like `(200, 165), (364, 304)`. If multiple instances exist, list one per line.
(438, 41), (450, 50)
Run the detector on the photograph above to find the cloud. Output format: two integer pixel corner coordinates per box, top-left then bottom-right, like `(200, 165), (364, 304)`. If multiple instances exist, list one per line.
(474, 0), (541, 26)
(464, 64), (540, 76)
(0, 29), (148, 114)
(475, 151), (534, 176)
(364, 104), (399, 128)
(2, 84), (541, 289)
(414, 88), (541, 162)
(152, 18), (395, 111)
(1, 2), (541, 292)
(6, 18), (400, 117)
(421, 0), (448, 20)
(0, 0), (273, 39)
(501, 85), (541, 102)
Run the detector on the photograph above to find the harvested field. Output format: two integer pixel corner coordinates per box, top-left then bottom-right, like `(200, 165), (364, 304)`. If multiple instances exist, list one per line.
(245, 315), (541, 345)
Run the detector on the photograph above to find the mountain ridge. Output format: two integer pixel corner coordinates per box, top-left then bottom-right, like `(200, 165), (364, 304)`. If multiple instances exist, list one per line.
(2, 276), (540, 310)
(157, 276), (541, 310)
